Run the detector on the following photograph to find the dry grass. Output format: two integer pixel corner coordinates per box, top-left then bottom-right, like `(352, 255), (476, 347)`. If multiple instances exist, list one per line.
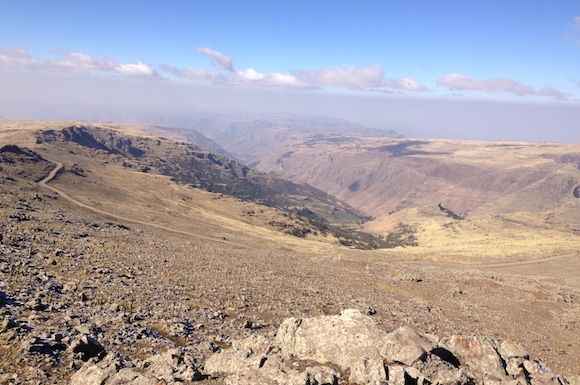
(365, 206), (580, 263)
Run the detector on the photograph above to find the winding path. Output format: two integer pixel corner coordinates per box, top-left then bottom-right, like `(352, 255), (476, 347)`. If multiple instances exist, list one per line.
(470, 253), (576, 268)
(39, 162), (252, 248)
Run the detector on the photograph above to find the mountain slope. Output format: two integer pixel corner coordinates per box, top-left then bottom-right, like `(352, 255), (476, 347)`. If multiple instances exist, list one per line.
(257, 136), (580, 228)
(1, 120), (393, 250)
(32, 124), (366, 226)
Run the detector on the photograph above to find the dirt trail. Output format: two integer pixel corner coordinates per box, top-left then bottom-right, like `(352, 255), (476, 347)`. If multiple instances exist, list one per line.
(39, 162), (252, 248)
(471, 253), (577, 268)
(397, 253), (578, 270)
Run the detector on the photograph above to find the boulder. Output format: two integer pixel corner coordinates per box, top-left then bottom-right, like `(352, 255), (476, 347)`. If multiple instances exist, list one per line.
(143, 348), (203, 382)
(381, 326), (435, 366)
(203, 311), (571, 385)
(276, 309), (387, 384)
(68, 335), (105, 362)
(205, 327), (342, 384)
(443, 335), (506, 381)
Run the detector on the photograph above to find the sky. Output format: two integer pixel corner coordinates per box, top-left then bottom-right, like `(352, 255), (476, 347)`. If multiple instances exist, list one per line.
(1, 1), (579, 142)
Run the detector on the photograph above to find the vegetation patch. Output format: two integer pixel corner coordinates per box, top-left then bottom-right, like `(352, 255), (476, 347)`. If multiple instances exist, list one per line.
(438, 203), (464, 220)
(383, 223), (419, 248)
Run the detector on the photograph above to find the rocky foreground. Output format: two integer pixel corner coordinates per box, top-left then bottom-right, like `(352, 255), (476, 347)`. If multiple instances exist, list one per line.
(68, 309), (568, 385)
(1, 172), (579, 384)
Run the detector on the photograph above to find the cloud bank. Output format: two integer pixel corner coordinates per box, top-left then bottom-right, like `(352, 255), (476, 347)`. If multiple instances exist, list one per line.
(437, 73), (567, 100)
(0, 47), (159, 78)
(293, 65), (386, 88)
(0, 45), (571, 100)
(167, 49), (428, 92)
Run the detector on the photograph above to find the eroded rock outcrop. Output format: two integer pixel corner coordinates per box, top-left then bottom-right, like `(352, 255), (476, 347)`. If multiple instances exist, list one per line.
(204, 309), (572, 385)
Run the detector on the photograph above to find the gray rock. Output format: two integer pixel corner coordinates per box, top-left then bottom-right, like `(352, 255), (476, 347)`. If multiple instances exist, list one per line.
(443, 335), (506, 381)
(24, 298), (47, 311)
(143, 348), (203, 382)
(430, 367), (471, 385)
(0, 317), (18, 332)
(205, 333), (340, 385)
(499, 341), (531, 379)
(381, 326), (435, 366)
(74, 324), (92, 335)
(63, 281), (77, 292)
(387, 365), (405, 385)
(528, 372), (564, 385)
(68, 335), (105, 362)
(205, 334), (272, 375)
(405, 367), (429, 385)
(69, 352), (123, 385)
(105, 368), (157, 385)
(276, 309), (387, 385)
(499, 340), (530, 360)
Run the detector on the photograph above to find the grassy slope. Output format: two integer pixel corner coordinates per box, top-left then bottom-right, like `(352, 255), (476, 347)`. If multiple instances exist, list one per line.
(258, 137), (580, 261)
(0, 120), (353, 253)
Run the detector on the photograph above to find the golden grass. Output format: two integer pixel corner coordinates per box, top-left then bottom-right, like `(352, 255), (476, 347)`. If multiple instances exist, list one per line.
(366, 206), (580, 263)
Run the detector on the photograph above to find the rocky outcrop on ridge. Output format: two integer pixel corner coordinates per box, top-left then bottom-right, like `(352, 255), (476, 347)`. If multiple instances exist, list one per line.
(204, 309), (571, 385)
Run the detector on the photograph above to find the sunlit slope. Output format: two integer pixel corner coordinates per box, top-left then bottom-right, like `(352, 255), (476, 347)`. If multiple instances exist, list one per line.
(258, 137), (580, 225)
(256, 136), (580, 260)
(0, 120), (371, 252)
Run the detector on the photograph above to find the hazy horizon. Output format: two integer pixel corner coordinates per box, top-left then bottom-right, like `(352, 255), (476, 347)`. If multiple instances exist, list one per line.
(1, 69), (579, 143)
(1, 1), (579, 143)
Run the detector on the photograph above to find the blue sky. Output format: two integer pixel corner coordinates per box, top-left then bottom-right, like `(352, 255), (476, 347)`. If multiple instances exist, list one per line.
(1, 1), (579, 141)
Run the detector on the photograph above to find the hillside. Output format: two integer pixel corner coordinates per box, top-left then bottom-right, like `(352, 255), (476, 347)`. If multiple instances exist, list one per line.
(0, 120), (384, 249)
(256, 136), (580, 260)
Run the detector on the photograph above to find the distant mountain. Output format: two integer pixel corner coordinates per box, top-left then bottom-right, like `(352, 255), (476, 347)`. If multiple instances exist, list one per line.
(132, 112), (403, 167)
(109, 122), (234, 159)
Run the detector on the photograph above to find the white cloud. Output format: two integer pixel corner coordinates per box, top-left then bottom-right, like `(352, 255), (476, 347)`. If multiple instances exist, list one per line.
(0, 47), (41, 69)
(0, 47), (31, 57)
(165, 60), (427, 92)
(116, 61), (157, 77)
(237, 68), (264, 81)
(437, 73), (568, 100)
(164, 64), (313, 89)
(163, 65), (227, 82)
(386, 78), (427, 92)
(234, 68), (314, 89)
(196, 46), (234, 72)
(294, 65), (386, 88)
(437, 73), (535, 96)
(49, 52), (117, 72)
(0, 46), (159, 78)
